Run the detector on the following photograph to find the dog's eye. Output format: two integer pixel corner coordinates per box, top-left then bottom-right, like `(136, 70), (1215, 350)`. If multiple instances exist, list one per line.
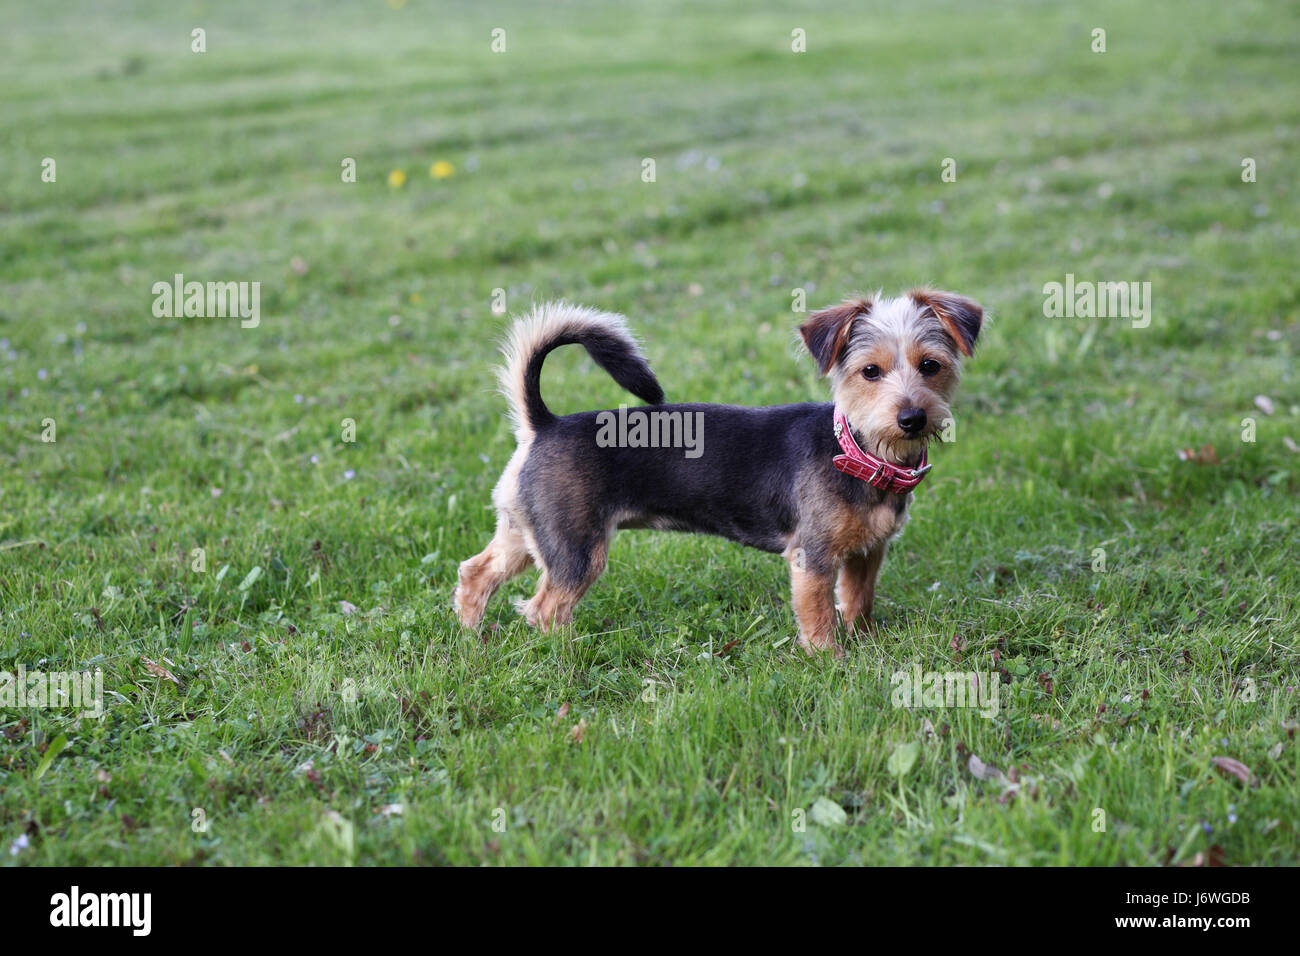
(919, 359), (941, 376)
(861, 365), (881, 381)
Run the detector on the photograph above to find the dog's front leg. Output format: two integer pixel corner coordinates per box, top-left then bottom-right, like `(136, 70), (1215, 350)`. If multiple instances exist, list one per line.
(788, 551), (842, 658)
(836, 542), (887, 634)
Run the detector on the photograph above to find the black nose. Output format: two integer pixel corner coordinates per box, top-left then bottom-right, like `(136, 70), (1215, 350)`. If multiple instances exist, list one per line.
(897, 407), (927, 436)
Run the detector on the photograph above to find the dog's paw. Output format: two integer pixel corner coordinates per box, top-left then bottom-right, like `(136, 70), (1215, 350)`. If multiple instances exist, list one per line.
(796, 633), (845, 660)
(516, 593), (575, 632)
(513, 596), (536, 627)
(838, 610), (878, 638)
(452, 583), (485, 630)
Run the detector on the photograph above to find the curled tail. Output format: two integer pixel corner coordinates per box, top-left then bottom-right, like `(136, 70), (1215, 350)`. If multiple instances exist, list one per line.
(498, 302), (664, 438)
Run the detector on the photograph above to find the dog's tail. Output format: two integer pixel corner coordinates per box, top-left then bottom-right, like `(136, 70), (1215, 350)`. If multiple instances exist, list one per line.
(498, 302), (664, 439)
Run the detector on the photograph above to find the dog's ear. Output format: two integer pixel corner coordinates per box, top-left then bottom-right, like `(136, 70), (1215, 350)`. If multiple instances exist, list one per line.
(799, 299), (870, 376)
(910, 289), (983, 357)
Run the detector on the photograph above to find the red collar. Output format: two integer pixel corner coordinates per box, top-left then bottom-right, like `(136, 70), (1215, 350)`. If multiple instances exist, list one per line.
(832, 408), (931, 494)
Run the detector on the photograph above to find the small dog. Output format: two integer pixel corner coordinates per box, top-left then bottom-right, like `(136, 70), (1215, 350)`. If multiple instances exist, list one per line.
(454, 291), (982, 655)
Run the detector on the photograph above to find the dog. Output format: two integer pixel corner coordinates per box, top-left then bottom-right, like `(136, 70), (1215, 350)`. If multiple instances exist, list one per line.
(453, 291), (982, 656)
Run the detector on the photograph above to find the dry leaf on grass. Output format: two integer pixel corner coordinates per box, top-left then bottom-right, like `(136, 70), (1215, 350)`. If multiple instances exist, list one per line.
(140, 656), (182, 688)
(1176, 443), (1218, 464)
(1210, 756), (1256, 786)
(569, 718), (588, 743)
(968, 754), (1007, 783)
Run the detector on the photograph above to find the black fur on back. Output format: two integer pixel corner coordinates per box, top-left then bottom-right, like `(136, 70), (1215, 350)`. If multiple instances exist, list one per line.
(518, 402), (905, 586)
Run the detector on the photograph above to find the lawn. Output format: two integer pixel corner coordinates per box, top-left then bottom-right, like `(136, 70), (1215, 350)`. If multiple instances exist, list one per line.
(1, 0), (1297, 865)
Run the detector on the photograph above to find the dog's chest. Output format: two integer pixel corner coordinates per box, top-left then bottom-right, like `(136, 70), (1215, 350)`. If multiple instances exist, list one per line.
(870, 493), (911, 541)
(835, 493), (911, 555)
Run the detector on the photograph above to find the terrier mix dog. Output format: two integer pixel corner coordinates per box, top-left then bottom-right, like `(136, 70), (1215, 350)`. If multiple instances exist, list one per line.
(454, 291), (982, 656)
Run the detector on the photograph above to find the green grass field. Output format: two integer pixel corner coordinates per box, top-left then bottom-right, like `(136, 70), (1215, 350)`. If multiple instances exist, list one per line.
(1, 0), (1297, 865)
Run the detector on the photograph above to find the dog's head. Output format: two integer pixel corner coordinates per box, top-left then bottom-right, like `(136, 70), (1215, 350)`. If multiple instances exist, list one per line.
(799, 290), (982, 464)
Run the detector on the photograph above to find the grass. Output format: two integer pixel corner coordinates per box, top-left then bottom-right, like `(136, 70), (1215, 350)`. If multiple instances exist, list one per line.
(0, 0), (1297, 865)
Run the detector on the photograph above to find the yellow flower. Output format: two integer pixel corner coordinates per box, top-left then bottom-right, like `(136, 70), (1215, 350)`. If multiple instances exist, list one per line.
(386, 0), (407, 10)
(430, 160), (455, 180)
(387, 169), (406, 188)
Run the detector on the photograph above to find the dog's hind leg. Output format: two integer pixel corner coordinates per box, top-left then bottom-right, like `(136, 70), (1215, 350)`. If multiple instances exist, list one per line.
(454, 514), (533, 630)
(519, 532), (611, 632)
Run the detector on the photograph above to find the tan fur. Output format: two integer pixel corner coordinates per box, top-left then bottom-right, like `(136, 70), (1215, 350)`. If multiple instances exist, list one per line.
(797, 298), (873, 373)
(788, 555), (840, 658)
(837, 544), (887, 633)
(518, 573), (577, 631)
(454, 515), (534, 629)
(519, 535), (608, 631)
(789, 465), (907, 645)
(795, 462), (911, 556)
(909, 289), (981, 357)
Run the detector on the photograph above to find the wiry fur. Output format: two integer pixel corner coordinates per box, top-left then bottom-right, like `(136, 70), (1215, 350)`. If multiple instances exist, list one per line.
(455, 291), (983, 657)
